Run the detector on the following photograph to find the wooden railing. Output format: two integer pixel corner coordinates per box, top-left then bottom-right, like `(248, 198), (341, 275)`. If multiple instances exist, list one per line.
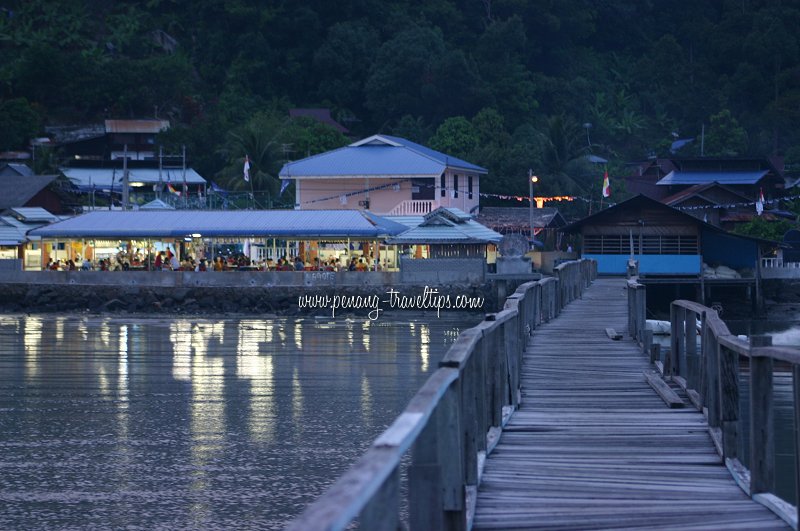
(287, 259), (597, 531)
(627, 278), (800, 529)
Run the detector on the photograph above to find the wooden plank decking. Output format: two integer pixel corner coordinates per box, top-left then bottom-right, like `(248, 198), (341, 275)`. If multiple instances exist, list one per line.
(473, 278), (789, 530)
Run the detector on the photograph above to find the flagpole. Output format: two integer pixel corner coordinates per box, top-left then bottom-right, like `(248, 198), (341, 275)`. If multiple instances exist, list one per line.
(599, 166), (605, 210)
(250, 174), (255, 209)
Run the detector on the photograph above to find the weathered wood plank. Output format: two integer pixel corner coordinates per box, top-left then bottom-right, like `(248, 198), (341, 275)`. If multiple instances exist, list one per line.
(644, 369), (685, 408)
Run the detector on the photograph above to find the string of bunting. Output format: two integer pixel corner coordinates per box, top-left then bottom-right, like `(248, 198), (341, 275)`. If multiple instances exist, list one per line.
(298, 177), (588, 206)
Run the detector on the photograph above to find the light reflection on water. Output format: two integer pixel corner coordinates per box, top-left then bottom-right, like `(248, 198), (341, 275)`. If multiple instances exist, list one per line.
(0, 313), (478, 529)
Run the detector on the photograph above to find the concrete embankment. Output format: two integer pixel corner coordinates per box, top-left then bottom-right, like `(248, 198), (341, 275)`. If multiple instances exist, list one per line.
(0, 270), (510, 317)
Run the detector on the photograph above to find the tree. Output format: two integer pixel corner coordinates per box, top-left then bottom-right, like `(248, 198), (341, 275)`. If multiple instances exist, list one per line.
(313, 20), (379, 111)
(428, 116), (478, 160)
(703, 109), (748, 156)
(0, 98), (40, 151)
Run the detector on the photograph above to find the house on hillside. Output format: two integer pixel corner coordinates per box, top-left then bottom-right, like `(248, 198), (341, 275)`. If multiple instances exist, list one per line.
(279, 134), (487, 216)
(51, 119), (170, 161)
(0, 174), (77, 214)
(47, 119), (207, 207)
(661, 182), (764, 229)
(289, 108), (350, 134)
(625, 156), (787, 203)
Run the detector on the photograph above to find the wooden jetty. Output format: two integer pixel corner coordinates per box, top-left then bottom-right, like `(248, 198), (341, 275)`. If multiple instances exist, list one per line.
(473, 278), (788, 530)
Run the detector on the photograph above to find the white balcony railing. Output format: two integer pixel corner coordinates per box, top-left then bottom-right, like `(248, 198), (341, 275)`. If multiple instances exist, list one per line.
(385, 200), (437, 216)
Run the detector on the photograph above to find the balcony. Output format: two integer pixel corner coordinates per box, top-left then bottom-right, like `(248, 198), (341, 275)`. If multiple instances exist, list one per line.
(383, 200), (437, 216)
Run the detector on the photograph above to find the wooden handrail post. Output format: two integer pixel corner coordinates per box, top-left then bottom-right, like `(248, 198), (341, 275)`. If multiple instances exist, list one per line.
(360, 468), (400, 531)
(793, 365), (800, 527)
(409, 380), (466, 531)
(686, 310), (698, 390)
(707, 333), (721, 428)
(719, 344), (740, 461)
(749, 336), (774, 496)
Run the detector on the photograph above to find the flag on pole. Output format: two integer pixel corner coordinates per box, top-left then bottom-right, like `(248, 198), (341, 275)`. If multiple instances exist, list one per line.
(167, 183), (181, 197)
(243, 155), (251, 182)
(755, 188), (764, 216)
(602, 171), (611, 198)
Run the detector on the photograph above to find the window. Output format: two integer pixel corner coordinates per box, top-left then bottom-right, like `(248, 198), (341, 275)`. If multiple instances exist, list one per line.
(468, 175), (473, 199)
(583, 235), (698, 255)
(440, 173), (446, 197)
(454, 175), (459, 198)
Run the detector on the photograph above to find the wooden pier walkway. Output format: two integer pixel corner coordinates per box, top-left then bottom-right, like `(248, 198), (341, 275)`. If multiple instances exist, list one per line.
(473, 278), (789, 530)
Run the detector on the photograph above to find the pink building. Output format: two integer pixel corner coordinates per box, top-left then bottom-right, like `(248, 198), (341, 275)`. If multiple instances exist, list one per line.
(279, 135), (487, 216)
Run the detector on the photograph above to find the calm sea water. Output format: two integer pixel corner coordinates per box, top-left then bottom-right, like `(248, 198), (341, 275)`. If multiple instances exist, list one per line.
(0, 312), (480, 530)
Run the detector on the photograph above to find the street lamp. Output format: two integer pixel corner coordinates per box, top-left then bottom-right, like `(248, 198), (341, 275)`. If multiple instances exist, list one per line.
(528, 169), (539, 241)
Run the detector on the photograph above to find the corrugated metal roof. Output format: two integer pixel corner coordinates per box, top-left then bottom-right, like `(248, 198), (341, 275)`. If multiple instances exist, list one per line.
(6, 207), (60, 222)
(0, 163), (34, 176)
(61, 167), (206, 190)
(656, 170), (768, 186)
(0, 174), (58, 210)
(29, 210), (408, 239)
(379, 135), (488, 173)
(279, 134), (487, 179)
(386, 218), (502, 244)
(0, 215), (50, 245)
(104, 119), (170, 134)
(139, 199), (175, 210)
(386, 209), (501, 244)
(386, 216), (425, 228)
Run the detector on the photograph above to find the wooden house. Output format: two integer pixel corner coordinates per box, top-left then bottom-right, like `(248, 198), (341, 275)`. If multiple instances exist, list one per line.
(625, 156), (787, 204)
(561, 195), (771, 277)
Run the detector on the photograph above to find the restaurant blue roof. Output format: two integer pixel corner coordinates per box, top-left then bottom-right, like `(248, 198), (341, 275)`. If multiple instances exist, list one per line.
(30, 210), (408, 239)
(657, 170), (768, 186)
(279, 134), (487, 179)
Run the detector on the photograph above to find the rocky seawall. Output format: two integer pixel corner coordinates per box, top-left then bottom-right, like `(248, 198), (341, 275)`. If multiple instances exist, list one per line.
(0, 283), (497, 318)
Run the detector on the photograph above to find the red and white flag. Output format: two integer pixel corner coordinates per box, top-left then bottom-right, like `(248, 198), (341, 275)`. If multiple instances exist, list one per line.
(243, 155), (251, 182)
(756, 188), (764, 216)
(602, 170), (610, 198)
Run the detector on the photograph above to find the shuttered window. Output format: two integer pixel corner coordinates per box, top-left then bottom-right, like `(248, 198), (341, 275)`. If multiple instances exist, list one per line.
(583, 235), (698, 255)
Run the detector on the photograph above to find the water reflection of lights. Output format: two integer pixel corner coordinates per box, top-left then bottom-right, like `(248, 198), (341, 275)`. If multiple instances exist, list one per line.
(361, 321), (370, 351)
(55, 318), (64, 343)
(100, 318), (111, 346)
(347, 320), (354, 348)
(420, 324), (430, 372)
(292, 368), (303, 422)
(361, 375), (372, 428)
(170, 321), (193, 381)
(294, 322), (303, 350)
(237, 320), (276, 443)
(23, 317), (42, 381)
(115, 324), (130, 441)
(118, 325), (129, 407)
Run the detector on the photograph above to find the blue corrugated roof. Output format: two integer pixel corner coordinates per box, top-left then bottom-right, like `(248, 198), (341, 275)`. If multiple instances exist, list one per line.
(386, 208), (502, 244)
(6, 207), (61, 222)
(657, 170), (768, 186)
(279, 134), (487, 179)
(30, 210), (408, 239)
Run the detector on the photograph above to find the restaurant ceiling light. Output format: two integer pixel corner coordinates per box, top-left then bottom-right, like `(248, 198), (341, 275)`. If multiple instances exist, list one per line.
(190, 233), (202, 238)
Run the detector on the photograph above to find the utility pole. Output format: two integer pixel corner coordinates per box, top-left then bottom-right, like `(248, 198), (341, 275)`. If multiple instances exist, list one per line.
(122, 144), (129, 210)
